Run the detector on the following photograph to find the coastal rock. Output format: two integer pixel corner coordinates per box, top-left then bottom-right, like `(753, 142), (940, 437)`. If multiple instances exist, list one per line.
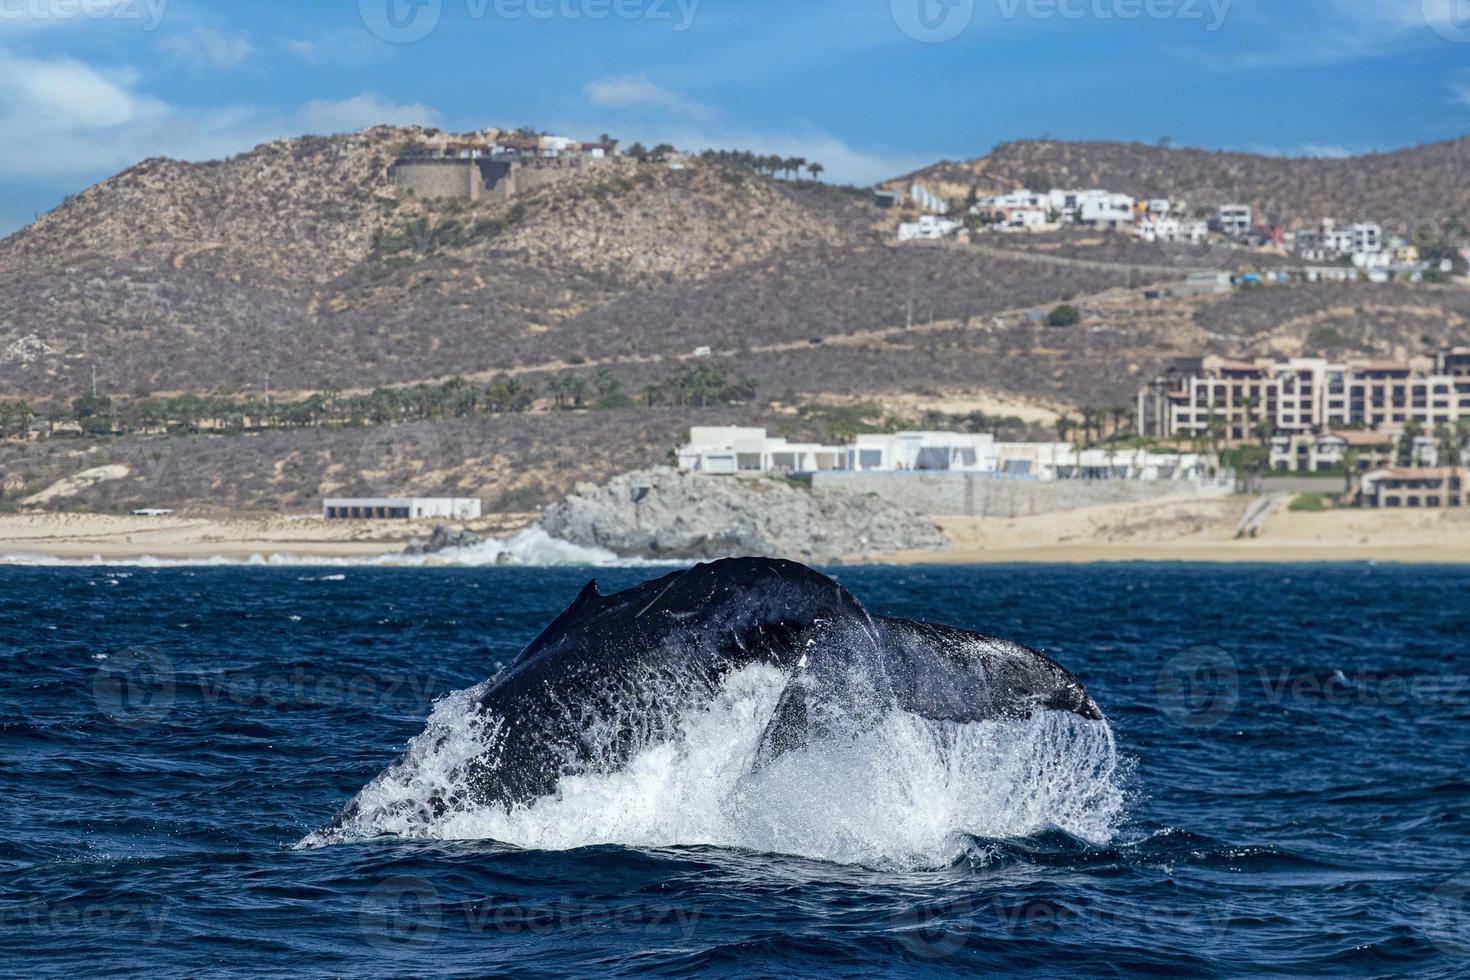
(541, 468), (944, 563)
(404, 524), (482, 555)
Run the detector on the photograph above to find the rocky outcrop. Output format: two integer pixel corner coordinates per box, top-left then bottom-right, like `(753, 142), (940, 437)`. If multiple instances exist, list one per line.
(541, 468), (944, 564)
(404, 523), (483, 555)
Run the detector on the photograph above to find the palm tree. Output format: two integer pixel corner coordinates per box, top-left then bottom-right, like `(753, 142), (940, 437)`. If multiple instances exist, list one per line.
(807, 162), (824, 182)
(1205, 410), (1227, 456)
(1399, 419), (1423, 467)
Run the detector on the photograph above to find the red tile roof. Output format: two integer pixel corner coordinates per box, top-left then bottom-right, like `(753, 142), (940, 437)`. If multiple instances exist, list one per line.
(1325, 430), (1395, 447)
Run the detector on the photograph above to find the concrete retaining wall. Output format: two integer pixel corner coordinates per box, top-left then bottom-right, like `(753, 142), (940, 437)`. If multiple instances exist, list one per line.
(812, 472), (1228, 518)
(391, 158), (482, 200)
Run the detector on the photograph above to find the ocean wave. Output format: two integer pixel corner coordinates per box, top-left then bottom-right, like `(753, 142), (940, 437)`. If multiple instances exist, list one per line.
(0, 527), (661, 570)
(300, 665), (1125, 869)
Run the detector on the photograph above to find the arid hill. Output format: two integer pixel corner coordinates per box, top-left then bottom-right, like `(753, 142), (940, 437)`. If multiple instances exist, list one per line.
(908, 138), (1470, 234)
(3, 130), (1469, 513)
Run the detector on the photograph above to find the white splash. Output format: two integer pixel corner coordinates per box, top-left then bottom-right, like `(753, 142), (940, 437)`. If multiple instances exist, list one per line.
(300, 665), (1124, 869)
(0, 527), (658, 569)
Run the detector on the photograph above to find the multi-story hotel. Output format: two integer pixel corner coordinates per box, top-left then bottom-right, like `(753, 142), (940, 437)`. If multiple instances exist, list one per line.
(1137, 350), (1470, 441)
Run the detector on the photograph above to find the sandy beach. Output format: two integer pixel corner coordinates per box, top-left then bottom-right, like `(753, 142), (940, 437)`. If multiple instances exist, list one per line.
(0, 511), (533, 562)
(889, 495), (1470, 565)
(5, 497), (1470, 565)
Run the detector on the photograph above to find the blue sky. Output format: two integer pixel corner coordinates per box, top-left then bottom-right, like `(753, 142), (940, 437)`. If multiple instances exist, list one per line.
(1, 0), (1468, 235)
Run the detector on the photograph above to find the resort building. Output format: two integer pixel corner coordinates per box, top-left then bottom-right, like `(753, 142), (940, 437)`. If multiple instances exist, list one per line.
(676, 428), (848, 475)
(1353, 468), (1469, 508)
(322, 498), (482, 520)
(1137, 351), (1470, 441)
(676, 428), (1217, 484)
(1267, 431), (1401, 473)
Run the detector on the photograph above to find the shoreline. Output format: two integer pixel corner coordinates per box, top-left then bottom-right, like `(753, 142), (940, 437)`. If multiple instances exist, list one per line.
(7, 501), (1470, 566)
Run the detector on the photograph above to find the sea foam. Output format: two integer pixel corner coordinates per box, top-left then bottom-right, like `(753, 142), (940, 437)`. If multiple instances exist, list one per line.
(0, 527), (655, 569)
(300, 665), (1124, 869)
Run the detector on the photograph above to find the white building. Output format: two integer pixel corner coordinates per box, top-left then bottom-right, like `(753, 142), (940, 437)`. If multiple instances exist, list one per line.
(677, 427), (847, 475)
(908, 182), (950, 214)
(993, 444), (1212, 483)
(323, 498), (482, 520)
(847, 432), (999, 473)
(1296, 219), (1383, 261)
(1077, 192), (1135, 230)
(1211, 204), (1253, 236)
(676, 428), (1215, 484)
(898, 214), (961, 242)
(1137, 217), (1209, 245)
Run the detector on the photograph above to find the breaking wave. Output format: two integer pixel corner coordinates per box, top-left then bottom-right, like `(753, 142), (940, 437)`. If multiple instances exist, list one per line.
(300, 665), (1125, 869)
(0, 527), (654, 569)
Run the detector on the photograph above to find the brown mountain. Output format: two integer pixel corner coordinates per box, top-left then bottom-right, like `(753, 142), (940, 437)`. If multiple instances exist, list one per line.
(3, 130), (1468, 513)
(907, 137), (1470, 233)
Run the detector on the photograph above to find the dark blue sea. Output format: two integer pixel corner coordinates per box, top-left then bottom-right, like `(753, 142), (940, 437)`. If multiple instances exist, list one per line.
(3, 562), (1469, 978)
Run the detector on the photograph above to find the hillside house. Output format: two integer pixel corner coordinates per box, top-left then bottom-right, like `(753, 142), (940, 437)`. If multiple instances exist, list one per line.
(898, 214), (961, 242)
(1211, 204), (1253, 237)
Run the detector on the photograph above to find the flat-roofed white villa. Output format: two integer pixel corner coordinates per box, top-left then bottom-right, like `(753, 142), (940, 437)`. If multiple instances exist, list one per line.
(322, 497), (482, 520)
(676, 428), (1215, 483)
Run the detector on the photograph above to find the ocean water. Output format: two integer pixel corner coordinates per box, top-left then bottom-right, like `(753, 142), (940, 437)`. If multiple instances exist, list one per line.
(3, 562), (1469, 977)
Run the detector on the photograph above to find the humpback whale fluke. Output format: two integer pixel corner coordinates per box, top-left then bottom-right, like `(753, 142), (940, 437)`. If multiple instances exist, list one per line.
(311, 558), (1103, 844)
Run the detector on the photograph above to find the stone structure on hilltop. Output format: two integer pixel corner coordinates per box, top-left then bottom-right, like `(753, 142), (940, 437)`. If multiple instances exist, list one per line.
(390, 131), (626, 203)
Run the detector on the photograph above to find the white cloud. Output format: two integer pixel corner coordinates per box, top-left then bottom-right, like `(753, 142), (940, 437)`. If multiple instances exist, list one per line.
(583, 74), (715, 122)
(1453, 81), (1470, 107)
(0, 48), (441, 182)
(158, 28), (254, 71)
(282, 38), (317, 61)
(1296, 143), (1354, 159)
(296, 94), (439, 135)
(0, 53), (164, 131)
